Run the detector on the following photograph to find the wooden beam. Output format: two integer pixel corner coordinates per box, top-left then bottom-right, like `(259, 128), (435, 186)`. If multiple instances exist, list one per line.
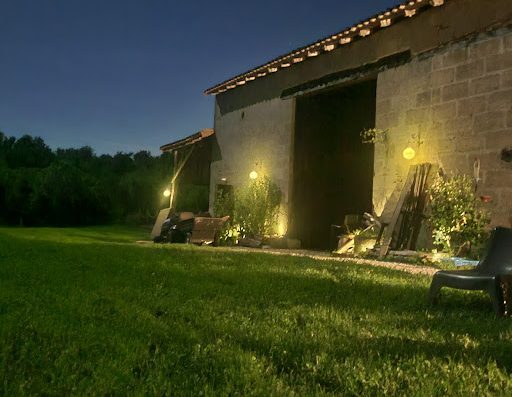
(379, 166), (417, 257)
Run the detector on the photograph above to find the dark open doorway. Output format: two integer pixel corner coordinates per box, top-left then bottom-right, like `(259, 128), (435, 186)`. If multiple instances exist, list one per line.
(290, 79), (376, 249)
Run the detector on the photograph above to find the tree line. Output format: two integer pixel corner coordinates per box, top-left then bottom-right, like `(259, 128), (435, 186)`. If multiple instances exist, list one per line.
(0, 132), (173, 226)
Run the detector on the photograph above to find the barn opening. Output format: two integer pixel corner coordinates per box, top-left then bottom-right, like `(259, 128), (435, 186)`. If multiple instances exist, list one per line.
(290, 79), (376, 249)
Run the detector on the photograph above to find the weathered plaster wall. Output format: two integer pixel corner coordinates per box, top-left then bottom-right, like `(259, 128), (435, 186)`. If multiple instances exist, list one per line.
(374, 27), (512, 227)
(209, 98), (294, 232)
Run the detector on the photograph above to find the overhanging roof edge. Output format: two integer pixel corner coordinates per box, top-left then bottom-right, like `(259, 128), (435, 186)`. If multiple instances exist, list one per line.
(160, 128), (215, 152)
(204, 0), (447, 96)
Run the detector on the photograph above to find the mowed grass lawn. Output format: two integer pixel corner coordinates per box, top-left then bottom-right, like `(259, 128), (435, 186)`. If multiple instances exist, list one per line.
(1, 227), (511, 396)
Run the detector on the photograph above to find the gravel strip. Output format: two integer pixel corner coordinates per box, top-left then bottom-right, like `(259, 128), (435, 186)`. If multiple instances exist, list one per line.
(222, 246), (438, 276)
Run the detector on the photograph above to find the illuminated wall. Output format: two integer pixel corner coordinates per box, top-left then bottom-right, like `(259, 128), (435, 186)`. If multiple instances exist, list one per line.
(374, 27), (512, 227)
(209, 98), (294, 234)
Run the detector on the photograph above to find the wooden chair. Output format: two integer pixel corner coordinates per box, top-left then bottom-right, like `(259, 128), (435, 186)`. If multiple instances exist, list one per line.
(429, 227), (512, 315)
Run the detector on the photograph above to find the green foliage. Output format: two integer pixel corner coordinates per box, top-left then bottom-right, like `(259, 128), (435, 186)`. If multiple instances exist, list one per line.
(2, 168), (42, 226)
(360, 128), (387, 144)
(5, 134), (54, 168)
(1, 226), (512, 396)
(0, 133), (173, 226)
(218, 223), (241, 246)
(214, 186), (234, 218)
(32, 162), (108, 226)
(234, 176), (282, 238)
(429, 174), (490, 257)
(175, 184), (210, 214)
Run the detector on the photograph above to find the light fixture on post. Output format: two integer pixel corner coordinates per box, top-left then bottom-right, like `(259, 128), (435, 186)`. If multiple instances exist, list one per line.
(402, 147), (416, 160)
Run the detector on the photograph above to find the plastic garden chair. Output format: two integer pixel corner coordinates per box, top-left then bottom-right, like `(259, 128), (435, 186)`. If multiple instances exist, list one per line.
(429, 227), (512, 315)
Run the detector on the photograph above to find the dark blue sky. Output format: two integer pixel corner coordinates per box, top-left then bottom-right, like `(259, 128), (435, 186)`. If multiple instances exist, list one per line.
(0, 0), (398, 154)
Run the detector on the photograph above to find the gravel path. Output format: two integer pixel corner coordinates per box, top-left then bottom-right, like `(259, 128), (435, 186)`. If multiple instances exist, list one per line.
(221, 246), (438, 276)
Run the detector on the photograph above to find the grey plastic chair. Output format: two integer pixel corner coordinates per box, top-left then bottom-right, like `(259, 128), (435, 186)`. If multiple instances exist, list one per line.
(429, 227), (512, 314)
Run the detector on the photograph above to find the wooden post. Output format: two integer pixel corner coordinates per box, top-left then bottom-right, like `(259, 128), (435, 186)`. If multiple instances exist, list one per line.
(169, 150), (178, 210)
(169, 146), (195, 211)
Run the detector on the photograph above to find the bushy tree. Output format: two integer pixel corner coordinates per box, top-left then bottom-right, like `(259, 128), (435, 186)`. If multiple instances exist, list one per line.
(2, 168), (41, 225)
(55, 146), (94, 169)
(234, 176), (282, 238)
(5, 135), (54, 168)
(32, 162), (108, 226)
(0, 134), (173, 226)
(429, 174), (490, 258)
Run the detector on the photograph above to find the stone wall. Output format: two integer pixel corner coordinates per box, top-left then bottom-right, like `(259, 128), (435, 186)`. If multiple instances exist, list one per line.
(374, 27), (512, 227)
(209, 98), (294, 233)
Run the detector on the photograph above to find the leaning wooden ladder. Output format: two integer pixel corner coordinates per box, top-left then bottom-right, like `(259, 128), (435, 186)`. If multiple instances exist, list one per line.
(379, 163), (437, 257)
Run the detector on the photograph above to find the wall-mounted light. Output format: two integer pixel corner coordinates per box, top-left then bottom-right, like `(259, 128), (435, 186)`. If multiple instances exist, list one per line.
(220, 177), (227, 182)
(249, 171), (258, 180)
(163, 189), (171, 197)
(402, 147), (416, 160)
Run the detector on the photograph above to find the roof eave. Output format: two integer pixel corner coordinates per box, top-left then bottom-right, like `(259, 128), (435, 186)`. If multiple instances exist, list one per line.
(204, 0), (447, 96)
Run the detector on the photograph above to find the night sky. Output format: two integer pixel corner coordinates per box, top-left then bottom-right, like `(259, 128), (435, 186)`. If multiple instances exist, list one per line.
(0, 0), (398, 155)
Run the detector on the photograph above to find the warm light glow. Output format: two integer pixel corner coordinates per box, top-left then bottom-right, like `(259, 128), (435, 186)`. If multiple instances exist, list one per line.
(220, 177), (227, 182)
(163, 189), (171, 198)
(380, 19), (391, 27)
(277, 219), (287, 237)
(403, 147), (416, 160)
(249, 171), (258, 180)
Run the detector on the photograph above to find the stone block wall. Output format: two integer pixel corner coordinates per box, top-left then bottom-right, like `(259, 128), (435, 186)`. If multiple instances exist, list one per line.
(374, 27), (512, 227)
(210, 98), (294, 233)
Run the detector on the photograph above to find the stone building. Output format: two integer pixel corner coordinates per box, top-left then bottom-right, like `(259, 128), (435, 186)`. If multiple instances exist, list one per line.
(204, 0), (512, 249)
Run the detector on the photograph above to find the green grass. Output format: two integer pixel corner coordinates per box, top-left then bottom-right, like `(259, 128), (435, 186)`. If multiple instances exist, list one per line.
(0, 226), (511, 396)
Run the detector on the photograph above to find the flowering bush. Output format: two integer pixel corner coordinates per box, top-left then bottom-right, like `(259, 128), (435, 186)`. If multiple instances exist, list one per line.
(429, 174), (490, 258)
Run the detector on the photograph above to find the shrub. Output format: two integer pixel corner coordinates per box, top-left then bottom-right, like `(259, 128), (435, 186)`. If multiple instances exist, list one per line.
(213, 185), (234, 218)
(429, 174), (490, 258)
(234, 176), (282, 238)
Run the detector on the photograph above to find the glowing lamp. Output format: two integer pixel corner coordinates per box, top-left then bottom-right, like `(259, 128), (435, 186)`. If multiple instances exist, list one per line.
(163, 189), (171, 198)
(402, 147), (416, 160)
(249, 171), (258, 180)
